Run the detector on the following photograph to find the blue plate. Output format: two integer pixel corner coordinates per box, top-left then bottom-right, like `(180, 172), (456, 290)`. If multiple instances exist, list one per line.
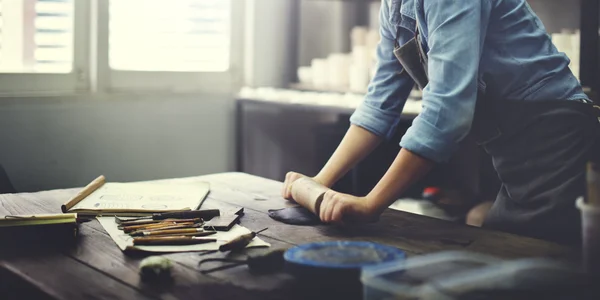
(284, 241), (406, 270)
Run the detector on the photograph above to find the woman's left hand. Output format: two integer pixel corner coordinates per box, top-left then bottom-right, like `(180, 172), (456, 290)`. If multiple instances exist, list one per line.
(319, 190), (379, 224)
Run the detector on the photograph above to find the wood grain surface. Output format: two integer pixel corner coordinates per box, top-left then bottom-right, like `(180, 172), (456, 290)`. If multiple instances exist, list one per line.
(0, 172), (579, 300)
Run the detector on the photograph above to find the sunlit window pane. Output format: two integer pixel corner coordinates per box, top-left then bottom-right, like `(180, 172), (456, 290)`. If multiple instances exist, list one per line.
(0, 0), (74, 73)
(109, 0), (230, 72)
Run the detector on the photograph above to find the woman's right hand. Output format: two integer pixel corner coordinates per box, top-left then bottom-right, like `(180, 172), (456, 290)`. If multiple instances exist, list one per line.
(281, 172), (327, 201)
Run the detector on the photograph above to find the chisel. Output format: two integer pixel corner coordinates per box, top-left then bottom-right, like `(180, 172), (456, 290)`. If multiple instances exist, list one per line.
(115, 209), (220, 224)
(120, 218), (202, 231)
(133, 236), (217, 246)
(219, 228), (268, 252)
(131, 228), (216, 237)
(127, 223), (201, 235)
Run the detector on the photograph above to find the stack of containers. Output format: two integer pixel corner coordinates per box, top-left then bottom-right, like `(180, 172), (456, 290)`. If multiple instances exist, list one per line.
(349, 26), (376, 92)
(298, 26), (380, 93)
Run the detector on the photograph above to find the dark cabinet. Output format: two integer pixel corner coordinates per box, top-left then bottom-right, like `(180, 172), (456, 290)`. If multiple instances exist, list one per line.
(236, 98), (493, 203)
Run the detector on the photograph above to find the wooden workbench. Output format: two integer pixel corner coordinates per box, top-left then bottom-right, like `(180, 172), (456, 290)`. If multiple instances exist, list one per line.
(0, 173), (578, 300)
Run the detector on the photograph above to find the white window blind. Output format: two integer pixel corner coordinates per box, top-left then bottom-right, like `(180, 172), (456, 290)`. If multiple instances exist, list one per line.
(0, 0), (74, 73)
(109, 0), (231, 72)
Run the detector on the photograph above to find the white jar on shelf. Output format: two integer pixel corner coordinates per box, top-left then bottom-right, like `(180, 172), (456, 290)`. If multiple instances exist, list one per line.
(351, 26), (368, 47)
(311, 58), (329, 88)
(297, 66), (312, 85)
(327, 53), (350, 88)
(349, 63), (370, 93)
(352, 45), (371, 69)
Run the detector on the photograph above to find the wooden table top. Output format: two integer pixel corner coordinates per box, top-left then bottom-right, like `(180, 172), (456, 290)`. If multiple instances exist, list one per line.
(0, 172), (579, 300)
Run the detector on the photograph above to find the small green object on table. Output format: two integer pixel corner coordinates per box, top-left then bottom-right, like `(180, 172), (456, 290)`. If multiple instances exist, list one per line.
(139, 256), (173, 281)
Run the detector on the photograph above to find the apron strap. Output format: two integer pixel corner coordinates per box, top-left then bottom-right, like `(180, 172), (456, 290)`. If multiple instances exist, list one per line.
(394, 22), (420, 48)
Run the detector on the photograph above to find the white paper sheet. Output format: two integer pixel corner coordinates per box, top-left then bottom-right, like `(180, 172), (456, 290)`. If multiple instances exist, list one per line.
(70, 182), (210, 213)
(97, 217), (270, 253)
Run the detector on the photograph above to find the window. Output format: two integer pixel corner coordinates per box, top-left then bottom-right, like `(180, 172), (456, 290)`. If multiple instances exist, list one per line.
(101, 0), (238, 92)
(0, 0), (239, 95)
(109, 0), (230, 72)
(0, 0), (85, 94)
(0, 0), (74, 73)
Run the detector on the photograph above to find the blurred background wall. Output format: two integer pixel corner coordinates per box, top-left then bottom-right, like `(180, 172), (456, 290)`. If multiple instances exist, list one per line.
(0, 0), (596, 192)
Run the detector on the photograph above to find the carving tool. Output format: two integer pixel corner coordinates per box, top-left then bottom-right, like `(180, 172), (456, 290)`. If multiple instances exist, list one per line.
(133, 236), (217, 246)
(123, 222), (192, 234)
(197, 227), (269, 256)
(218, 228), (268, 252)
(119, 217), (200, 228)
(115, 209), (220, 224)
(127, 223), (201, 235)
(131, 228), (215, 237)
(199, 248), (287, 274)
(120, 218), (202, 231)
(165, 231), (217, 237)
(122, 221), (179, 233)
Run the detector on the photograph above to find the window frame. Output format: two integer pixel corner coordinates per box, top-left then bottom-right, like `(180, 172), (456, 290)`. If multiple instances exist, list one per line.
(94, 0), (244, 94)
(0, 0), (90, 96)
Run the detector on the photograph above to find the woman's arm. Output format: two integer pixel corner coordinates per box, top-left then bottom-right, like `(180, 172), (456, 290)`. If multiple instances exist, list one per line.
(319, 148), (434, 223)
(320, 1), (490, 223)
(282, 0), (415, 199)
(315, 125), (383, 186)
(282, 125), (382, 199)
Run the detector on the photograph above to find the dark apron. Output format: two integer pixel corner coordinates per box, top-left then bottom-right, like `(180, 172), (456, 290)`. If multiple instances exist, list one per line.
(393, 24), (600, 245)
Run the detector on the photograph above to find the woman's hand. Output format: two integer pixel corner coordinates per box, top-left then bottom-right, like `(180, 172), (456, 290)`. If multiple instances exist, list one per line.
(281, 172), (304, 200)
(281, 172), (328, 200)
(319, 190), (378, 224)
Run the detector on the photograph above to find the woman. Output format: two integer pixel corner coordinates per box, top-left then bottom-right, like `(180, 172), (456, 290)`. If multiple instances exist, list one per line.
(282, 0), (599, 244)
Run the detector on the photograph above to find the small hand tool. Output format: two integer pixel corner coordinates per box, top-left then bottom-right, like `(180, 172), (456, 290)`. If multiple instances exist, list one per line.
(199, 248), (287, 274)
(197, 228), (268, 256)
(115, 209), (220, 224)
(131, 227), (216, 237)
(128, 223), (202, 236)
(133, 236), (217, 246)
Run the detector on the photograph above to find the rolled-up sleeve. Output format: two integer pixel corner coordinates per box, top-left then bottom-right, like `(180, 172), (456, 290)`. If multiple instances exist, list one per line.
(400, 1), (489, 162)
(349, 0), (415, 140)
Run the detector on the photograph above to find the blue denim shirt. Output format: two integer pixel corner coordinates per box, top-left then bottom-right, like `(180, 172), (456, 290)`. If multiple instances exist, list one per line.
(349, 0), (588, 162)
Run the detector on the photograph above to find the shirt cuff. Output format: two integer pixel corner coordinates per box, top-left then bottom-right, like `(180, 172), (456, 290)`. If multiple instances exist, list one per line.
(349, 101), (401, 140)
(399, 116), (461, 163)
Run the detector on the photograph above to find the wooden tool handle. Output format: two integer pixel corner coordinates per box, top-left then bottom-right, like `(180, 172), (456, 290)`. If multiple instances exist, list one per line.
(61, 175), (106, 213)
(147, 228), (199, 236)
(219, 232), (255, 252)
(126, 222), (195, 234)
(174, 231), (217, 237)
(133, 237), (216, 246)
(290, 177), (328, 215)
(123, 221), (178, 233)
(153, 209), (220, 220)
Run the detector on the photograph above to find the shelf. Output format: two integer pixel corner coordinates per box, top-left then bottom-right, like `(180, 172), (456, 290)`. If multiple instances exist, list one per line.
(289, 82), (423, 100)
(236, 90), (422, 118)
(289, 82), (366, 95)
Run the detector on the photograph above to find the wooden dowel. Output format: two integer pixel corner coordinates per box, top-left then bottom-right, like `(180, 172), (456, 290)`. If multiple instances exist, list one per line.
(61, 175), (106, 213)
(3, 213), (78, 220)
(291, 177), (328, 215)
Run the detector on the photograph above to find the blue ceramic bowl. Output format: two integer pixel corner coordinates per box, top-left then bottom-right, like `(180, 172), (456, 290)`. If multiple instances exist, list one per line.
(285, 241), (406, 270)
